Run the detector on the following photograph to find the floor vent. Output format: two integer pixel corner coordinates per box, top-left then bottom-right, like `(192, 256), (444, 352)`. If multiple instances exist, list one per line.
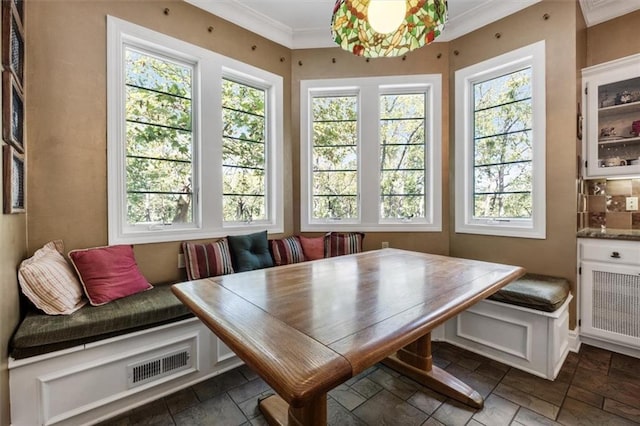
(127, 347), (192, 388)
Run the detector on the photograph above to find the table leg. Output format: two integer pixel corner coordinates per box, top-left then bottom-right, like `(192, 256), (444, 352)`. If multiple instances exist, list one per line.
(382, 333), (484, 409)
(259, 393), (327, 426)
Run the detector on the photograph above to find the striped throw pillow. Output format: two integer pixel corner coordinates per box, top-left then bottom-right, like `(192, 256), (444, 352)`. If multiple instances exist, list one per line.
(182, 239), (235, 280)
(270, 236), (305, 266)
(325, 232), (365, 257)
(18, 240), (87, 315)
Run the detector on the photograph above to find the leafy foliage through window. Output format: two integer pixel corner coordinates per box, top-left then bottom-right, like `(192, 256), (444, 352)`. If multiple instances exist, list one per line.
(380, 93), (426, 220)
(301, 75), (442, 232)
(125, 48), (194, 226)
(311, 95), (358, 220)
(473, 68), (532, 220)
(222, 79), (267, 223)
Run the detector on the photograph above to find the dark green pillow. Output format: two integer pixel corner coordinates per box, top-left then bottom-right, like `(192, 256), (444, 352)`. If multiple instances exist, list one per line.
(227, 231), (274, 272)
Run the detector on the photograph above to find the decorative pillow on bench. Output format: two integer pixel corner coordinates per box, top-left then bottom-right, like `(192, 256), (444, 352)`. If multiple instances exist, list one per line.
(69, 245), (152, 306)
(270, 236), (305, 266)
(227, 230), (274, 272)
(325, 232), (365, 257)
(18, 240), (87, 315)
(299, 235), (325, 261)
(182, 238), (235, 280)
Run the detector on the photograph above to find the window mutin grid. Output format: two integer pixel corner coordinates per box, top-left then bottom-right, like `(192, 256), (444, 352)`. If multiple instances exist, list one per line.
(472, 68), (533, 221)
(222, 78), (267, 223)
(124, 47), (194, 226)
(311, 95), (359, 220)
(379, 92), (427, 221)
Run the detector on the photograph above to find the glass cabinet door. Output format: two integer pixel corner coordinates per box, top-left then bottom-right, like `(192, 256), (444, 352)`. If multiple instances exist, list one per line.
(583, 54), (640, 177)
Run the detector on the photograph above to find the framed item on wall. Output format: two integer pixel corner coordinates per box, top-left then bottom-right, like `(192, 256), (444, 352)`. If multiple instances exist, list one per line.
(2, 71), (24, 152)
(3, 144), (25, 214)
(2, 0), (24, 90)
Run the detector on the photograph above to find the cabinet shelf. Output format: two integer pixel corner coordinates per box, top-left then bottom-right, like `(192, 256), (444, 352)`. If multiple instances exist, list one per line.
(583, 53), (640, 177)
(598, 100), (640, 117)
(598, 135), (640, 146)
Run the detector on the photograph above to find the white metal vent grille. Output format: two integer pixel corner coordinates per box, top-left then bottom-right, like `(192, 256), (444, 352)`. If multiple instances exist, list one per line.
(592, 271), (640, 339)
(127, 347), (192, 388)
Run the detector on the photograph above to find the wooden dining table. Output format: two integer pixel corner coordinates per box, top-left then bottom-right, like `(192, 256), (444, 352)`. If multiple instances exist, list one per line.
(172, 248), (525, 425)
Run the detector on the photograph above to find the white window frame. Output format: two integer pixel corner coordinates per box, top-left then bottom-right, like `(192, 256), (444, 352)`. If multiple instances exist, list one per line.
(300, 75), (442, 232)
(107, 17), (283, 244)
(454, 41), (546, 239)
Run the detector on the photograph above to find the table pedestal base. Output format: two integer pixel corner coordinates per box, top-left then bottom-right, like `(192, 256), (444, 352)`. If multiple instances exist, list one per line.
(259, 394), (327, 426)
(259, 333), (483, 425)
(382, 355), (483, 408)
(382, 333), (484, 409)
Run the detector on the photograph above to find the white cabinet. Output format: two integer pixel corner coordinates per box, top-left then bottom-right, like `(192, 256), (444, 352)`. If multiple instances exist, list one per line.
(578, 239), (640, 354)
(582, 53), (640, 177)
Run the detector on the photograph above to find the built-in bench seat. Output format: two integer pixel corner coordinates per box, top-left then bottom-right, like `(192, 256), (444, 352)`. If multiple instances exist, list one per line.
(439, 272), (573, 380)
(9, 232), (365, 426)
(9, 292), (241, 426)
(10, 284), (193, 360)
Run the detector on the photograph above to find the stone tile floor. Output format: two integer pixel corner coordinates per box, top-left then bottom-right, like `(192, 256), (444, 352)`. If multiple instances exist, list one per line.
(99, 342), (640, 425)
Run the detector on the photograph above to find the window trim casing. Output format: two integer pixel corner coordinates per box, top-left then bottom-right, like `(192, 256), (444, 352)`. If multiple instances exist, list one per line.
(454, 40), (546, 239)
(300, 75), (442, 232)
(107, 16), (283, 245)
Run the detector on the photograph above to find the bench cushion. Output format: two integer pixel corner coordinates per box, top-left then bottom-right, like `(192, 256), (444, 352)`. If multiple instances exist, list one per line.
(488, 273), (570, 312)
(10, 284), (192, 359)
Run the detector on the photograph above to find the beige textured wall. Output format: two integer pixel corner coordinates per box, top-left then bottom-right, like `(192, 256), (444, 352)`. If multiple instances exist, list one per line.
(0, 5), (28, 425)
(448, 1), (580, 327)
(0, 212), (26, 426)
(26, 0), (292, 284)
(586, 9), (640, 67)
(291, 45), (451, 255)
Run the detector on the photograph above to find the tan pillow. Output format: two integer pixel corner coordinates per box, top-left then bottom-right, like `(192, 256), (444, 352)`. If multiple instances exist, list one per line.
(18, 240), (87, 315)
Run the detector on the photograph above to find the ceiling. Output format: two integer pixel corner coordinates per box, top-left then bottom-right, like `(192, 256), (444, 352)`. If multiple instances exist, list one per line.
(185, 0), (640, 50)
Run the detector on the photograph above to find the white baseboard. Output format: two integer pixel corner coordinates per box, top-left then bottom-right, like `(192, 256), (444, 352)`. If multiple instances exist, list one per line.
(568, 329), (581, 353)
(579, 334), (640, 358)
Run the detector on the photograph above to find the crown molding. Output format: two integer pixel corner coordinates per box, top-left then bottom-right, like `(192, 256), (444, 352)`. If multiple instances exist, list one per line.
(579, 0), (640, 27)
(184, 0), (295, 48)
(185, 0), (545, 49)
(437, 0), (542, 42)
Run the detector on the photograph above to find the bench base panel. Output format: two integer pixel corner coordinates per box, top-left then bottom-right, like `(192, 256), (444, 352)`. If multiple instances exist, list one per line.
(9, 317), (242, 426)
(437, 295), (573, 380)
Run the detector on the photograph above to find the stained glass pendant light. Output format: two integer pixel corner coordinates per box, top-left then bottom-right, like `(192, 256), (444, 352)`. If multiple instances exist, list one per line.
(331, 0), (448, 58)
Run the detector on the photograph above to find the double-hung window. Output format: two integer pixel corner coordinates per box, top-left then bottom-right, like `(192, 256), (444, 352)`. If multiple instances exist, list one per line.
(107, 17), (283, 244)
(455, 41), (546, 238)
(301, 75), (442, 232)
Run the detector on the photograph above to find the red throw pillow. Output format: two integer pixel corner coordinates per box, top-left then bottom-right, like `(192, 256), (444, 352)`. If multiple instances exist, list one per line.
(299, 236), (325, 261)
(69, 245), (152, 306)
